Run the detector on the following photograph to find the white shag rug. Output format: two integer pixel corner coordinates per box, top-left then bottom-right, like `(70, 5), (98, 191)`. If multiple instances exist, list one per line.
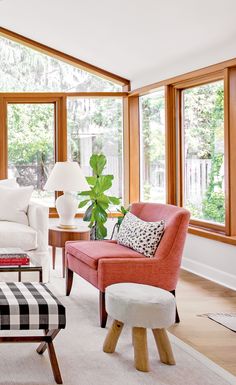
(0, 268), (235, 385)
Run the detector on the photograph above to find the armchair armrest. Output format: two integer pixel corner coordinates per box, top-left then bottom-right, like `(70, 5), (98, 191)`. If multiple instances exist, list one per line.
(98, 258), (178, 292)
(28, 202), (49, 252)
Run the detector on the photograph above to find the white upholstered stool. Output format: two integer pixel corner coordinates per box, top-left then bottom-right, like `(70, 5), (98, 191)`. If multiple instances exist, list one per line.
(103, 283), (176, 372)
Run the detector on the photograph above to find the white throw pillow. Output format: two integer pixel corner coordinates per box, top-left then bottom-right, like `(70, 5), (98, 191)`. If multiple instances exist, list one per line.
(0, 178), (18, 188)
(0, 186), (34, 225)
(117, 212), (165, 258)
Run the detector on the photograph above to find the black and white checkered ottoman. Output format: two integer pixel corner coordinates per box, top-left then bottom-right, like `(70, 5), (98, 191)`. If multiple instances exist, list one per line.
(0, 282), (66, 384)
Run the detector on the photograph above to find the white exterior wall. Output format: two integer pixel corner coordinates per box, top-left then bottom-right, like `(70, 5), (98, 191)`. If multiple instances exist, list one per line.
(182, 234), (236, 290)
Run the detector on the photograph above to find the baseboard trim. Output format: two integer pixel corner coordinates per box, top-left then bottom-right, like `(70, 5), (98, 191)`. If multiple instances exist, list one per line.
(181, 257), (236, 291)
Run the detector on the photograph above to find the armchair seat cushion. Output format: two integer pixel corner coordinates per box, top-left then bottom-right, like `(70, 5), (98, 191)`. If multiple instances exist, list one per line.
(0, 221), (37, 251)
(66, 240), (145, 270)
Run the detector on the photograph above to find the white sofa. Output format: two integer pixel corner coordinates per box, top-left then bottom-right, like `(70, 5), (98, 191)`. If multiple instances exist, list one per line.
(0, 179), (50, 282)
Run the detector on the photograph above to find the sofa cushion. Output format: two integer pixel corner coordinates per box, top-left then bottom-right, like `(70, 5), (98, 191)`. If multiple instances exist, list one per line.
(66, 240), (145, 270)
(0, 186), (33, 225)
(0, 222), (37, 251)
(117, 212), (165, 258)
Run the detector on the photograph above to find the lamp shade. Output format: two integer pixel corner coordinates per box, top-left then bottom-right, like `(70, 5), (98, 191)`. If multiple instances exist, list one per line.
(44, 162), (88, 191)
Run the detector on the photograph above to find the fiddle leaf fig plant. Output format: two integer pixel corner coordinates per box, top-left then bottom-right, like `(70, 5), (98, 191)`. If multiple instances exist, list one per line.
(79, 154), (120, 240)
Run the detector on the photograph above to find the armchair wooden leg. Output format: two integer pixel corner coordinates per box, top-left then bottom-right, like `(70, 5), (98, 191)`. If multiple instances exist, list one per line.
(152, 328), (176, 365)
(103, 320), (124, 353)
(170, 290), (180, 323)
(99, 291), (108, 328)
(66, 268), (73, 296)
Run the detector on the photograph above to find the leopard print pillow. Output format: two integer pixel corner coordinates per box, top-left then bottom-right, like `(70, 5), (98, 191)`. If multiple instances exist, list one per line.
(117, 212), (165, 258)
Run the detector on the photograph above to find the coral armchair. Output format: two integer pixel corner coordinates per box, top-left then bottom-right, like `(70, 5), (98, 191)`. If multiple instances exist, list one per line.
(65, 203), (190, 327)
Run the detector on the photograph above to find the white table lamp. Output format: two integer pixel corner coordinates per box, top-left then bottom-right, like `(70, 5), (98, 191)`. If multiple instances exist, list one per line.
(44, 161), (89, 229)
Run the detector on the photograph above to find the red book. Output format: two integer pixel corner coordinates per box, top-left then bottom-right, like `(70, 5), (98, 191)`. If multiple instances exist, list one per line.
(0, 258), (30, 266)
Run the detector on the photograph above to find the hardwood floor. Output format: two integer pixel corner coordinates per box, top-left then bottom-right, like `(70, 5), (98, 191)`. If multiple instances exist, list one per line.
(169, 269), (236, 376)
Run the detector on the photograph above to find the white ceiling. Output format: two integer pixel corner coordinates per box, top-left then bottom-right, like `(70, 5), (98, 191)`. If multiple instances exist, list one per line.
(1, 0), (236, 90)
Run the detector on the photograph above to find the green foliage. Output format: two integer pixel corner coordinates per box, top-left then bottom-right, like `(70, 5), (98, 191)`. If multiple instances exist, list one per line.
(78, 154), (120, 239)
(202, 153), (225, 223)
(202, 191), (225, 223)
(116, 205), (129, 227)
(110, 205), (130, 240)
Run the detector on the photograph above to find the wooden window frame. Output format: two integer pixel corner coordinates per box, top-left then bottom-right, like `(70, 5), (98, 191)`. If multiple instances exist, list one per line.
(138, 88), (168, 204)
(0, 29), (130, 218)
(0, 27), (130, 89)
(174, 73), (226, 233)
(0, 92), (128, 218)
(129, 62), (236, 245)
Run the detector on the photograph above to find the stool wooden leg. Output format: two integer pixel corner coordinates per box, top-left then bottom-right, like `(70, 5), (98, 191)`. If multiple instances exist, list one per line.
(152, 328), (176, 365)
(132, 327), (149, 372)
(103, 320), (124, 353)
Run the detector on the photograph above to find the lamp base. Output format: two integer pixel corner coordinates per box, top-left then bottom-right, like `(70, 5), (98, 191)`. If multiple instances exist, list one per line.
(56, 192), (78, 229)
(57, 224), (78, 230)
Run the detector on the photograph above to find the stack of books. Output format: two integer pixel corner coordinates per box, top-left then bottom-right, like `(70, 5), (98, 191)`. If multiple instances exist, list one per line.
(0, 248), (30, 266)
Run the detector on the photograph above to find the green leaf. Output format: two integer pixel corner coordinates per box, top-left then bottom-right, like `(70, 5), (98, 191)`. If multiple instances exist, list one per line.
(83, 203), (95, 221)
(86, 176), (97, 186)
(90, 154), (106, 176)
(97, 195), (109, 204)
(96, 223), (107, 239)
(78, 199), (90, 208)
(79, 190), (92, 197)
(97, 175), (113, 192)
(97, 200), (109, 211)
(93, 205), (107, 223)
(108, 196), (120, 205)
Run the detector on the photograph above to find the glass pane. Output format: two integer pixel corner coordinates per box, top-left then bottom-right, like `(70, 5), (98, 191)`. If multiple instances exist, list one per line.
(139, 88), (166, 202)
(0, 35), (121, 92)
(67, 98), (123, 203)
(7, 103), (55, 206)
(182, 80), (225, 224)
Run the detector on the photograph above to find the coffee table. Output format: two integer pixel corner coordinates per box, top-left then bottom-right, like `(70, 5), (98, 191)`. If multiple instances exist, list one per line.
(0, 260), (43, 282)
(49, 225), (90, 278)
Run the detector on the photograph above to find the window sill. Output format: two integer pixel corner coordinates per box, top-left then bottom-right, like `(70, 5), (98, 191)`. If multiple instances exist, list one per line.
(49, 211), (122, 219)
(188, 226), (236, 246)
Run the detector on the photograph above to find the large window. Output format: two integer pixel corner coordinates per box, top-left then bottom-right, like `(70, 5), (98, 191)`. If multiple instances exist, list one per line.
(67, 97), (123, 199)
(7, 103), (55, 206)
(139, 88), (166, 202)
(182, 80), (225, 224)
(0, 31), (125, 209)
(0, 35), (121, 92)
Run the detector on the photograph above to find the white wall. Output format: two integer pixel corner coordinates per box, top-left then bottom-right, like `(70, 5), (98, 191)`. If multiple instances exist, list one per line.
(131, 38), (236, 90)
(182, 234), (236, 290)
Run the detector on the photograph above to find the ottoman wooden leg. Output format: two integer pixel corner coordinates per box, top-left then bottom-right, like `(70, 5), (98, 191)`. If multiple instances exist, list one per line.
(103, 320), (124, 353)
(47, 339), (63, 384)
(132, 327), (149, 372)
(36, 329), (63, 383)
(152, 328), (176, 365)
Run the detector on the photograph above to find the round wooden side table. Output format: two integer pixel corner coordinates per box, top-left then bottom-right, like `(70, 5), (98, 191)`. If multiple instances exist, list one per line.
(49, 226), (90, 278)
